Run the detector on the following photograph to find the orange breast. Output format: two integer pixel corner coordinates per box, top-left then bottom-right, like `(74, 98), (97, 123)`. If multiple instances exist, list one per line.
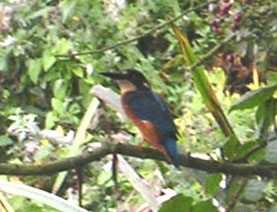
(121, 95), (167, 155)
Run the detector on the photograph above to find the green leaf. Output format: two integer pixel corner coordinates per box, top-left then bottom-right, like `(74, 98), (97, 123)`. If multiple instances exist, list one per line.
(52, 38), (72, 55)
(73, 68), (84, 78)
(230, 84), (277, 112)
(222, 134), (240, 158)
(267, 72), (277, 85)
(45, 112), (59, 129)
(28, 7), (55, 19)
(0, 135), (13, 146)
(191, 200), (217, 212)
(172, 24), (238, 145)
(2, 89), (11, 100)
(226, 182), (241, 203)
(248, 148), (265, 163)
(159, 194), (193, 212)
(205, 174), (222, 196)
(51, 98), (64, 114)
(256, 98), (277, 136)
(42, 50), (56, 71)
(53, 79), (68, 99)
(61, 0), (77, 23)
(68, 102), (81, 115)
(97, 171), (112, 185)
(256, 102), (266, 126)
(264, 139), (277, 164)
(27, 59), (42, 84)
(236, 141), (259, 159)
(244, 180), (267, 202)
(0, 180), (88, 212)
(44, 70), (61, 82)
(34, 144), (54, 161)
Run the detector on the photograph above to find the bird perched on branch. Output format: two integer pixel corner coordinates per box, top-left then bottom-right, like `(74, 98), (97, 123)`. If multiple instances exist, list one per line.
(101, 69), (179, 167)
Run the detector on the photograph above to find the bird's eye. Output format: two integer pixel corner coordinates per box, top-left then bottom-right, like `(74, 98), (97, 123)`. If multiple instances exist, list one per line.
(143, 82), (149, 88)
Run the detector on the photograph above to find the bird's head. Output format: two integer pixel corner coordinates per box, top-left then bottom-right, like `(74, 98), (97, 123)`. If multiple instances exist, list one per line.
(101, 69), (150, 94)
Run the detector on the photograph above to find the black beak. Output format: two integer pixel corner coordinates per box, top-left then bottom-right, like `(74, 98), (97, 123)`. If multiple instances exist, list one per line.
(100, 72), (126, 80)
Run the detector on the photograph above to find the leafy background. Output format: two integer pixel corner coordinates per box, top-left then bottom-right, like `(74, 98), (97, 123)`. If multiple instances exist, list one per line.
(0, 0), (277, 211)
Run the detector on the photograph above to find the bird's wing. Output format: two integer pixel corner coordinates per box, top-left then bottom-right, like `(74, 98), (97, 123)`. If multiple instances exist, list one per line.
(124, 90), (179, 167)
(124, 90), (177, 140)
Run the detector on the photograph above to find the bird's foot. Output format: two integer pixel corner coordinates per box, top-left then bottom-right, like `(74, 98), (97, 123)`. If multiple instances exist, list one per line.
(136, 141), (144, 150)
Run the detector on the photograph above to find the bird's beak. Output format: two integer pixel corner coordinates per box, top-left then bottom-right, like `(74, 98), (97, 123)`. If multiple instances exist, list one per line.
(100, 72), (126, 80)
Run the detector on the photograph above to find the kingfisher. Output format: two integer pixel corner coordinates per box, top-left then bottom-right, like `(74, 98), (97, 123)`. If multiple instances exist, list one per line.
(101, 69), (179, 167)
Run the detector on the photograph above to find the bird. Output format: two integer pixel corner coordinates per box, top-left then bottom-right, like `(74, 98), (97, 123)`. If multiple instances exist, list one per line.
(101, 69), (179, 167)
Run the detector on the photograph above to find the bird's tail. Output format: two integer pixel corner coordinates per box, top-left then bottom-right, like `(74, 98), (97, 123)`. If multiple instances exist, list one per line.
(164, 139), (179, 168)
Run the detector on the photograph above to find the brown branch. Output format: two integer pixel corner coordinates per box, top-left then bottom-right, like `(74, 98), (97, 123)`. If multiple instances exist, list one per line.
(55, 1), (214, 57)
(225, 179), (247, 212)
(1, 142), (277, 178)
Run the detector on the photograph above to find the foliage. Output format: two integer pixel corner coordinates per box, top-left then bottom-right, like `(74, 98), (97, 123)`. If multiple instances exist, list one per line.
(0, 0), (277, 212)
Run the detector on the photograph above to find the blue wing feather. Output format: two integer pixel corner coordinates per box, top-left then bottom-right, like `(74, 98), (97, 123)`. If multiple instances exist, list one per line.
(124, 90), (177, 140)
(124, 90), (179, 167)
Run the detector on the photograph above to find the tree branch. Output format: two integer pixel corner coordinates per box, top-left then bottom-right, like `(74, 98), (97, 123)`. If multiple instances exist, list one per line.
(55, 1), (214, 57)
(225, 179), (247, 212)
(1, 142), (277, 178)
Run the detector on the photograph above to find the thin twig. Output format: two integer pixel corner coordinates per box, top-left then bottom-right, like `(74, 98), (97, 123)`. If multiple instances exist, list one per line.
(180, 33), (235, 74)
(55, 1), (214, 57)
(190, 34), (235, 72)
(225, 179), (247, 212)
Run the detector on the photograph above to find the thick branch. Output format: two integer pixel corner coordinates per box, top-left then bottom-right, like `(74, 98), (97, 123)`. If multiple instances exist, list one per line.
(1, 143), (277, 178)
